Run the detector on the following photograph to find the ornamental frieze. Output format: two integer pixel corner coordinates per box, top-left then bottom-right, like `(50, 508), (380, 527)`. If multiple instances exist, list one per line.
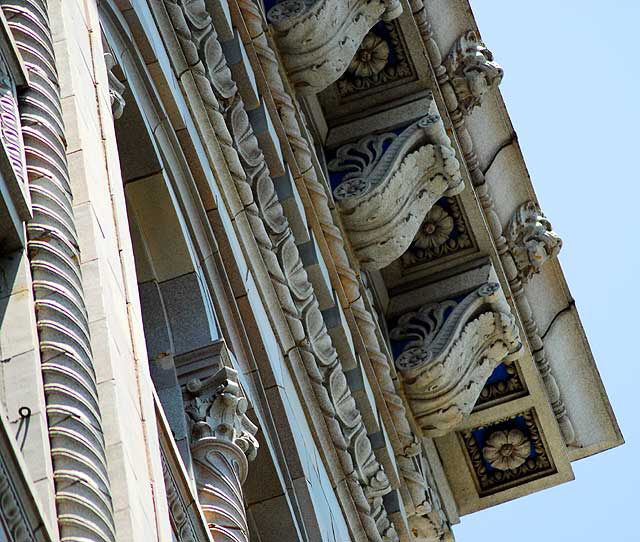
(328, 109), (463, 269)
(267, 0), (403, 94)
(390, 283), (523, 437)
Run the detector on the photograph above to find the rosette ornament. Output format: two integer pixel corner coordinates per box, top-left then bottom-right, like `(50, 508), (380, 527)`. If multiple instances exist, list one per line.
(267, 0), (402, 94)
(329, 105), (463, 269)
(482, 429), (531, 471)
(390, 283), (523, 436)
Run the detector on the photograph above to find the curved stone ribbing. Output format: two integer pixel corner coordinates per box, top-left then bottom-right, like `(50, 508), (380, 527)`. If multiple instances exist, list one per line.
(1, 1), (116, 540)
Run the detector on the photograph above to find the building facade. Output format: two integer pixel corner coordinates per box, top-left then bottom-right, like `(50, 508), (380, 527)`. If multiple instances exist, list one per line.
(0, 1), (622, 541)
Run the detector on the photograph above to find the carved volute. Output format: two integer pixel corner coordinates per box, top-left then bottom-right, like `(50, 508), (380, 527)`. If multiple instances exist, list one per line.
(182, 366), (258, 542)
(328, 107), (463, 270)
(390, 283), (523, 437)
(267, 0), (403, 94)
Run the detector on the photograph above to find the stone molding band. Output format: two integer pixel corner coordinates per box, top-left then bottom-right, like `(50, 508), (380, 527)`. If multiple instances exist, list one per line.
(235, 0), (450, 537)
(1, 0), (117, 540)
(161, 1), (399, 539)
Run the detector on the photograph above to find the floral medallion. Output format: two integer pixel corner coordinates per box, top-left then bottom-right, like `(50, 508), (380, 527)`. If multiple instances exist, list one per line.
(413, 204), (454, 251)
(402, 197), (475, 268)
(460, 410), (554, 496)
(348, 33), (390, 78)
(482, 429), (530, 471)
(336, 20), (416, 98)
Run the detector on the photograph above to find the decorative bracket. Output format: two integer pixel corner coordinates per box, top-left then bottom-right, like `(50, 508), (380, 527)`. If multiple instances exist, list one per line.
(505, 201), (562, 284)
(267, 0), (402, 94)
(390, 283), (523, 437)
(443, 30), (503, 116)
(329, 109), (463, 269)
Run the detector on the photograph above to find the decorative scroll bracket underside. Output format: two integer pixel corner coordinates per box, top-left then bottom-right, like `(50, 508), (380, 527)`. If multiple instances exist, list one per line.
(390, 283), (523, 437)
(268, 0), (403, 95)
(329, 102), (463, 270)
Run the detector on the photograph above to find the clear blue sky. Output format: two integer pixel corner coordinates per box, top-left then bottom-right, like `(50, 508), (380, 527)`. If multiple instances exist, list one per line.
(455, 2), (638, 541)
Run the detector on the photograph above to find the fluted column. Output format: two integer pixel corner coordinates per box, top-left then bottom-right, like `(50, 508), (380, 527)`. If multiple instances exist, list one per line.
(183, 367), (258, 542)
(0, 1), (117, 540)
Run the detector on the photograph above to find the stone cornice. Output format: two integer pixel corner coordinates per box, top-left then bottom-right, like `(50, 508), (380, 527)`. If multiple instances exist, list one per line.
(233, 1), (452, 536)
(407, 0), (577, 446)
(267, 0), (402, 94)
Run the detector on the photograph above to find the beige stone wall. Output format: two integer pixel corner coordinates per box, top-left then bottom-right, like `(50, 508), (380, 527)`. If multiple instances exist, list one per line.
(46, 0), (171, 539)
(0, 251), (57, 538)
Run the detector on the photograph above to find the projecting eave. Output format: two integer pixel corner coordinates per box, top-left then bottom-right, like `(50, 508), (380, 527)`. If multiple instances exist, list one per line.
(429, 0), (623, 461)
(294, 0), (622, 519)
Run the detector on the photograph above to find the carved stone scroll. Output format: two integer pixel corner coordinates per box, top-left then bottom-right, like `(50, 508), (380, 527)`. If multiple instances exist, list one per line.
(390, 283), (523, 437)
(329, 110), (463, 269)
(505, 201), (562, 284)
(267, 0), (402, 94)
(443, 30), (503, 116)
(182, 367), (258, 542)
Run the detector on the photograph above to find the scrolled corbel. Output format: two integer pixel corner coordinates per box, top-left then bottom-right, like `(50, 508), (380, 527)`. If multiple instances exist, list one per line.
(390, 283), (523, 437)
(443, 30), (503, 116)
(505, 201), (563, 284)
(267, 0), (402, 94)
(328, 109), (463, 269)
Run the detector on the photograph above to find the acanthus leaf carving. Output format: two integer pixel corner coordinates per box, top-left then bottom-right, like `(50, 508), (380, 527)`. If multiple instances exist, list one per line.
(236, 2), (448, 533)
(443, 30), (503, 116)
(165, 1), (399, 538)
(390, 283), (523, 437)
(267, 0), (402, 94)
(505, 201), (562, 284)
(329, 110), (463, 269)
